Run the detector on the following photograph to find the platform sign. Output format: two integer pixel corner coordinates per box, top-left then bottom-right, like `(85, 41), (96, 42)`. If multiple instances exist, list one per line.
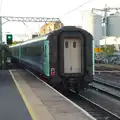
(94, 47), (102, 53)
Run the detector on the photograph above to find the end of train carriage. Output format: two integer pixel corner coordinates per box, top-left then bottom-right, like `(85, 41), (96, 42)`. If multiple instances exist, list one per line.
(49, 26), (94, 93)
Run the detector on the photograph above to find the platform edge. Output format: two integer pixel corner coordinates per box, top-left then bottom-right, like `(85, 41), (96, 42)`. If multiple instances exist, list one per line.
(26, 69), (96, 120)
(9, 70), (38, 120)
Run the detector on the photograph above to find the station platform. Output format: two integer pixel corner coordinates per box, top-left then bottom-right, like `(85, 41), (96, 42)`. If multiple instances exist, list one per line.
(0, 70), (32, 120)
(0, 69), (95, 120)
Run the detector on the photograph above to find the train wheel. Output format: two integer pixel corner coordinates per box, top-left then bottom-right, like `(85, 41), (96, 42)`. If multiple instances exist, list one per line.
(74, 85), (80, 94)
(47, 79), (52, 86)
(78, 81), (88, 92)
(62, 80), (69, 94)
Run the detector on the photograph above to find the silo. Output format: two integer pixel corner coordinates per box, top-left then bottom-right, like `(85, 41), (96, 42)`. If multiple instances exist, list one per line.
(81, 11), (103, 47)
(106, 14), (120, 37)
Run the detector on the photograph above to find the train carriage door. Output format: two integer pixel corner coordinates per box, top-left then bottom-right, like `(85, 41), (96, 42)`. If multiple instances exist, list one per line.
(71, 39), (82, 73)
(64, 39), (71, 73)
(43, 41), (50, 76)
(64, 38), (82, 73)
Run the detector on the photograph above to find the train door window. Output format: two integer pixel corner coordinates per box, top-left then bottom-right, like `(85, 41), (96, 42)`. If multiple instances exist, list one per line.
(45, 45), (47, 57)
(73, 41), (76, 48)
(65, 41), (68, 48)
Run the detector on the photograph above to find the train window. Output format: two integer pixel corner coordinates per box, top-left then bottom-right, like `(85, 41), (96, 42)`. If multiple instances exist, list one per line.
(41, 45), (43, 53)
(42, 45), (44, 52)
(73, 41), (76, 48)
(45, 45), (47, 57)
(65, 41), (68, 48)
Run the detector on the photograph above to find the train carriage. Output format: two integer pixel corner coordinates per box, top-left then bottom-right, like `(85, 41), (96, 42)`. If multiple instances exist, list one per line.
(0, 43), (11, 69)
(10, 26), (94, 93)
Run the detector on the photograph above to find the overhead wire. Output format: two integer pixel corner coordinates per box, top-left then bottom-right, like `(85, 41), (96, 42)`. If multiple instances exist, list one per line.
(23, 22), (33, 33)
(59, 0), (105, 28)
(22, 22), (33, 38)
(60, 0), (95, 18)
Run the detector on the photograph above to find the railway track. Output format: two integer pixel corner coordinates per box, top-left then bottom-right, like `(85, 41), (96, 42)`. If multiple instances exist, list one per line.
(54, 82), (120, 120)
(95, 64), (120, 71)
(95, 65), (120, 76)
(95, 74), (120, 87)
(93, 79), (120, 90)
(89, 79), (120, 100)
(95, 66), (119, 71)
(69, 89), (120, 120)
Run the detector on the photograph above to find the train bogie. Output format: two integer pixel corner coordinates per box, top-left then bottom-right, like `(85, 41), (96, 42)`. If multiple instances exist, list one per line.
(10, 26), (94, 93)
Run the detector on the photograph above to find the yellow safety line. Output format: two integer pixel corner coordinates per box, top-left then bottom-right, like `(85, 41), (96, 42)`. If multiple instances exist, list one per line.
(9, 70), (37, 120)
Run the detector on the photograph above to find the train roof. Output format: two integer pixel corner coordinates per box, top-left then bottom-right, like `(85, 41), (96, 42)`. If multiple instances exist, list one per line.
(9, 34), (49, 48)
(9, 26), (93, 48)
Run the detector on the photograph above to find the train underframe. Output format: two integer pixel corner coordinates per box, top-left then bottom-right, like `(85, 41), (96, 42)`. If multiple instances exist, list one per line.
(60, 76), (89, 94)
(11, 57), (90, 94)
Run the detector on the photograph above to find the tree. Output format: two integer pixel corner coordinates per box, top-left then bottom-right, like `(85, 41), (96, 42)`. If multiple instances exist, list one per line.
(101, 44), (117, 55)
(12, 40), (24, 45)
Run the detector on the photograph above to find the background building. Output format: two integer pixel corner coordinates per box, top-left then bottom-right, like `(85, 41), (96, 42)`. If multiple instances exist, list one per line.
(106, 13), (120, 37)
(81, 11), (103, 47)
(40, 22), (64, 35)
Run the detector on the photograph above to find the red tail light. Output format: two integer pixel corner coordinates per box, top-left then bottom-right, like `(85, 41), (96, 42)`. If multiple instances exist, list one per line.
(51, 71), (55, 76)
(51, 68), (55, 77)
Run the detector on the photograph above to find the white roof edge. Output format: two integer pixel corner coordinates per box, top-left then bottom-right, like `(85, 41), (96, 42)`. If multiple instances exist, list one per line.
(9, 35), (48, 48)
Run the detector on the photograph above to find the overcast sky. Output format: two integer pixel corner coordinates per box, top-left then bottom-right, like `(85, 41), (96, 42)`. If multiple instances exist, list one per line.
(0, 0), (120, 41)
